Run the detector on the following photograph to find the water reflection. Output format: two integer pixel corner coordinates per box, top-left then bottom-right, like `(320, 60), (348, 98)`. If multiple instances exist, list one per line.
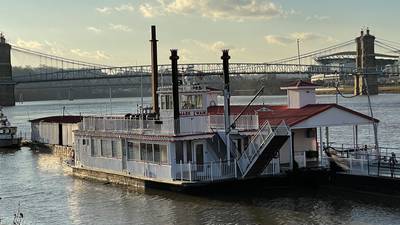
(2, 148), (400, 224)
(1, 95), (400, 224)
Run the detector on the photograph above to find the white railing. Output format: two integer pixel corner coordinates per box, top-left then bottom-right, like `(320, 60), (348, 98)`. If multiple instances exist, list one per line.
(322, 156), (369, 176)
(238, 121), (274, 173)
(81, 117), (168, 134)
(174, 160), (237, 182)
(294, 151), (307, 168)
(179, 116), (211, 134)
(275, 121), (290, 136)
(127, 161), (172, 180)
(209, 115), (259, 130)
(261, 158), (281, 175)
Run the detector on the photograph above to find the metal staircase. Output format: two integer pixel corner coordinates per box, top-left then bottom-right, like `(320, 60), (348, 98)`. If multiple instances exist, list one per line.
(237, 121), (290, 178)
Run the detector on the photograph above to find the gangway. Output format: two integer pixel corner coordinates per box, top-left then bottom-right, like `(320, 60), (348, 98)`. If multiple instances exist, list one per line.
(237, 121), (289, 178)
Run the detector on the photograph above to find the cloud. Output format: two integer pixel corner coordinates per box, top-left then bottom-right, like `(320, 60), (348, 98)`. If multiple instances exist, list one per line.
(306, 15), (330, 21)
(183, 39), (246, 53)
(139, 0), (292, 21)
(109, 23), (132, 32)
(179, 48), (194, 62)
(87, 26), (102, 33)
(264, 32), (333, 46)
(139, 3), (163, 18)
(114, 3), (134, 12)
(43, 40), (65, 55)
(96, 7), (112, 14)
(264, 35), (294, 46)
(15, 38), (43, 49)
(96, 3), (134, 14)
(70, 49), (110, 60)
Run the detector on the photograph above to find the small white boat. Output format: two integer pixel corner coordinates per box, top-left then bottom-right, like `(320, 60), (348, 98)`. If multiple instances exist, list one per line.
(0, 107), (21, 148)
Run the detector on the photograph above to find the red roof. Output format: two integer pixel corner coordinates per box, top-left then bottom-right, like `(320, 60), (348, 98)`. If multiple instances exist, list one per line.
(208, 105), (285, 116)
(208, 104), (378, 127)
(30, 116), (83, 124)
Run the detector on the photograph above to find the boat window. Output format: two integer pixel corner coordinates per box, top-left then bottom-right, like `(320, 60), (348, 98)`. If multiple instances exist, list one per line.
(175, 142), (184, 164)
(161, 95), (173, 110)
(146, 144), (153, 162)
(181, 94), (203, 110)
(111, 140), (120, 158)
(100, 140), (105, 157)
(160, 145), (168, 164)
(161, 95), (166, 109)
(127, 142), (139, 160)
(90, 139), (96, 157)
(132, 142), (140, 160)
(186, 141), (192, 163)
(195, 144), (204, 165)
(140, 143), (147, 161)
(154, 144), (160, 163)
(127, 142), (134, 160)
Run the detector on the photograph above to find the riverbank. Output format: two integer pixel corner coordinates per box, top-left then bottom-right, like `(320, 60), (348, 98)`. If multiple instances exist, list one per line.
(316, 86), (400, 95)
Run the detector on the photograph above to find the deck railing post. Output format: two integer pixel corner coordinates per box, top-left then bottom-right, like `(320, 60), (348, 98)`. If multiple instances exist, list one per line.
(234, 159), (237, 178)
(211, 161), (214, 181)
(349, 157), (352, 174)
(189, 162), (192, 182)
(272, 159), (275, 175)
(180, 160), (183, 181)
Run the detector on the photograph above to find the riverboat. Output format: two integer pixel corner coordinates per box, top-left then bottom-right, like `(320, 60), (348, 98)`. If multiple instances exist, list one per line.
(0, 107), (21, 148)
(71, 46), (381, 188)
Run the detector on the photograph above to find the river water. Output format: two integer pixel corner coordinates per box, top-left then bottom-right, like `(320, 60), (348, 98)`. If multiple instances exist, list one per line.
(1, 94), (400, 224)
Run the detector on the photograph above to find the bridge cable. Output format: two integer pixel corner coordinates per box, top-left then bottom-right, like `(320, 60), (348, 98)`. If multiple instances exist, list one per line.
(268, 40), (354, 64)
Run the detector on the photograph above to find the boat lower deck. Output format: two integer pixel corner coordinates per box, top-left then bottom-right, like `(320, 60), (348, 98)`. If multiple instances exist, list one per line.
(71, 164), (400, 195)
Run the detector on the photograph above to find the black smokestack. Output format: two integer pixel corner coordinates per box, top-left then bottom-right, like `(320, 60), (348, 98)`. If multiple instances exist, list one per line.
(150, 25), (159, 115)
(170, 49), (180, 134)
(221, 49), (231, 133)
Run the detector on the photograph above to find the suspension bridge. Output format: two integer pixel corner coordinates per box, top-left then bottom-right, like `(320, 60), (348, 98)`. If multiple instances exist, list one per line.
(0, 28), (399, 105)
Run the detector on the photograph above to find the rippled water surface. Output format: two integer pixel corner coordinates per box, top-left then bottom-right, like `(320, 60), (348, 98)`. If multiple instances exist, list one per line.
(1, 94), (400, 224)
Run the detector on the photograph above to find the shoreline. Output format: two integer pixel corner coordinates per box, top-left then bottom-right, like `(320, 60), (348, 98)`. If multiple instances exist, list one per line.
(316, 86), (400, 95)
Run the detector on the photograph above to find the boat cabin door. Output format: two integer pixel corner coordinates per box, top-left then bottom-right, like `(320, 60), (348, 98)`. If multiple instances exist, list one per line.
(194, 142), (205, 172)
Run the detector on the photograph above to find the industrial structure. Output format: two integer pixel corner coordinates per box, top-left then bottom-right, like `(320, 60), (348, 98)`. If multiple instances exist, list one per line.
(0, 34), (15, 106)
(355, 29), (378, 95)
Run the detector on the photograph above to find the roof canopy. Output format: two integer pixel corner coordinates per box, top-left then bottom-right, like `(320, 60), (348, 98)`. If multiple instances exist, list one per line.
(209, 103), (378, 128)
(30, 116), (83, 124)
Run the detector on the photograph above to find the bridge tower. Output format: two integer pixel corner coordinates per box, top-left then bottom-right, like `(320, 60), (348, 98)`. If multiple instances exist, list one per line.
(354, 29), (378, 95)
(0, 34), (15, 106)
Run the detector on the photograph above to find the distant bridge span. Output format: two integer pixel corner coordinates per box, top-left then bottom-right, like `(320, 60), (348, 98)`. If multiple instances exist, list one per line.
(13, 63), (358, 83)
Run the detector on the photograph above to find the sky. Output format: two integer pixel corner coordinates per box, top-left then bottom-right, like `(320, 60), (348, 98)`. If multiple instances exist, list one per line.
(1, 0), (399, 66)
